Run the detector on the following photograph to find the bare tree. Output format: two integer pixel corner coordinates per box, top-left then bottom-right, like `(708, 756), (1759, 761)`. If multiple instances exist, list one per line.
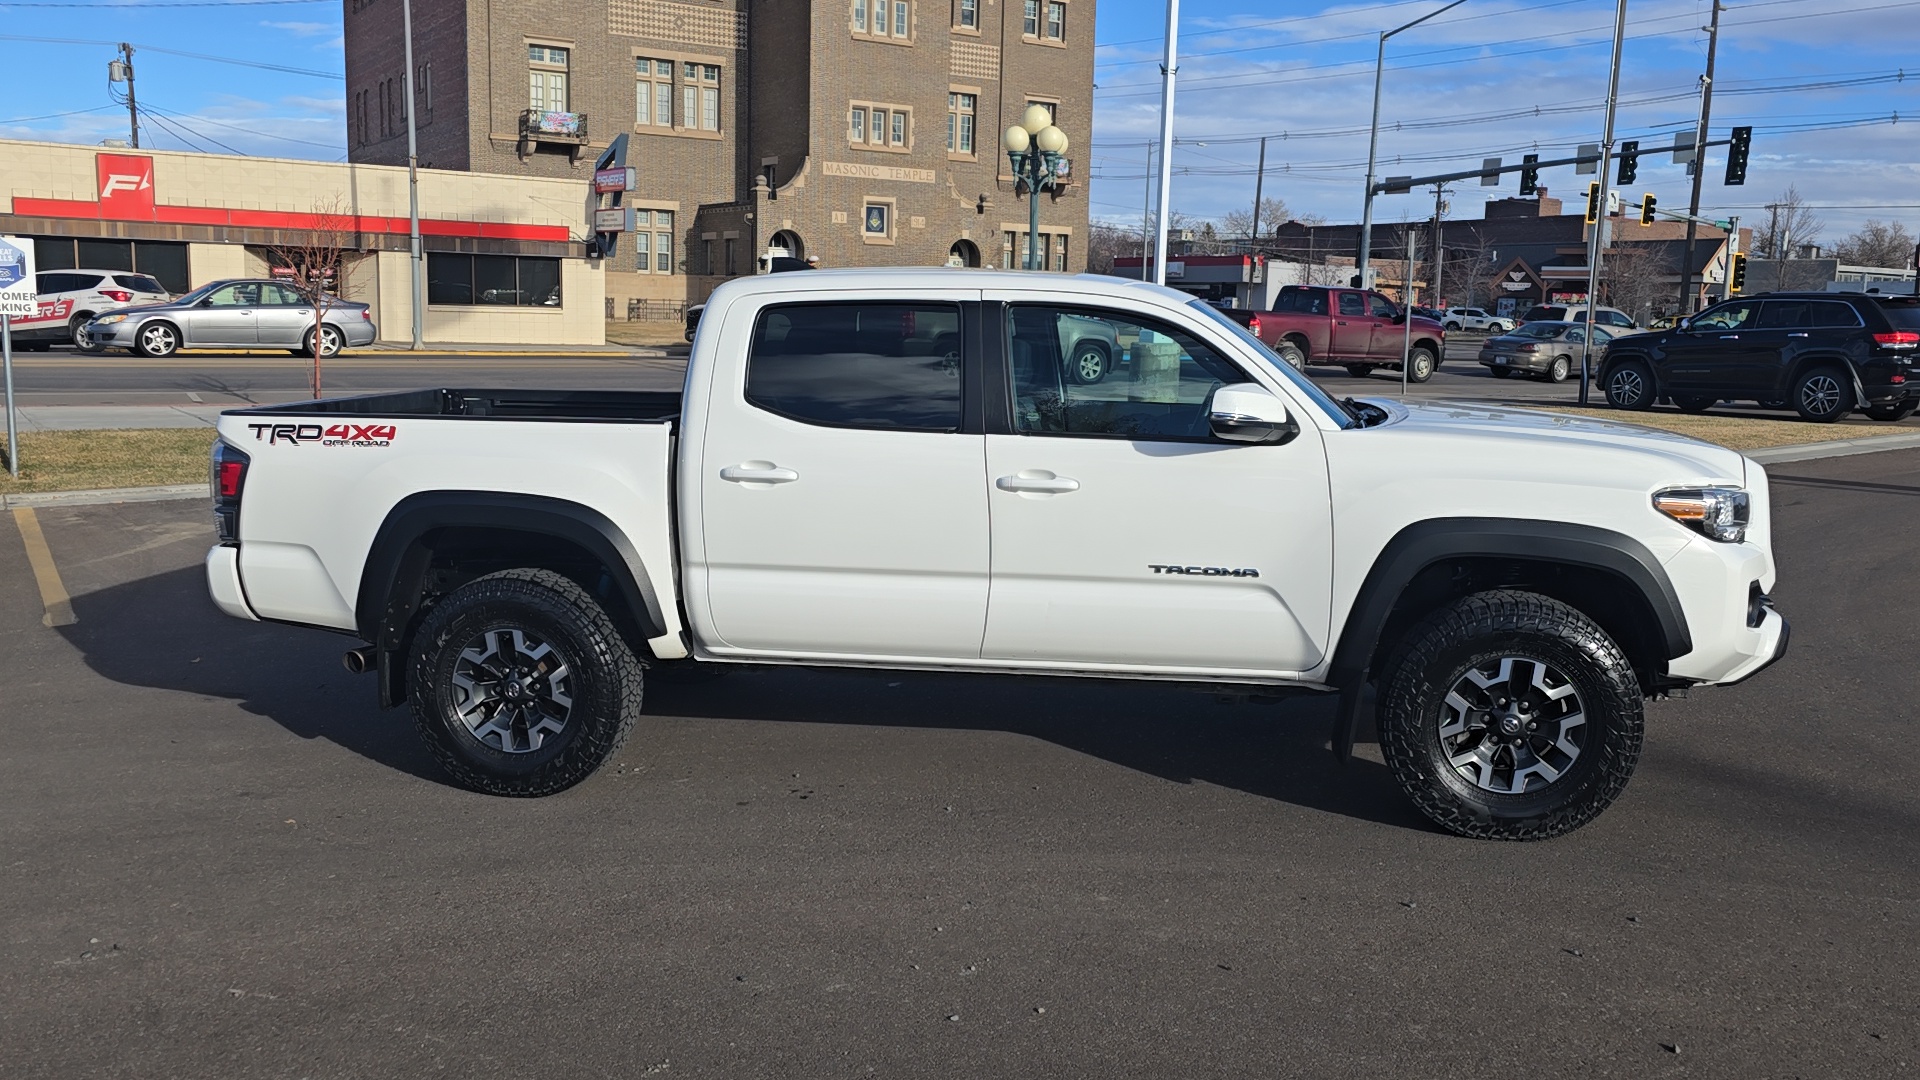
(1832, 219), (1919, 268)
(1600, 241), (1678, 324)
(1084, 220), (1137, 275)
(1217, 197), (1292, 243)
(266, 197), (359, 398)
(1752, 185), (1824, 259)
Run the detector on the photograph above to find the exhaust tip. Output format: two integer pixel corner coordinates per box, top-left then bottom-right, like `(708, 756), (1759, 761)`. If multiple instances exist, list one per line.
(343, 645), (377, 675)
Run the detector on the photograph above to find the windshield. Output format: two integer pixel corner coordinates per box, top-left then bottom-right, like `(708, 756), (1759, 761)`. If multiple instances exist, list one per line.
(173, 281), (223, 305)
(1188, 299), (1355, 429)
(1512, 323), (1568, 339)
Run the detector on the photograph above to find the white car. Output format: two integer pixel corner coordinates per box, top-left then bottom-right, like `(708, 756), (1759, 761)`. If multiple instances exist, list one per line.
(9, 269), (171, 351)
(1443, 307), (1513, 333)
(204, 268), (1788, 840)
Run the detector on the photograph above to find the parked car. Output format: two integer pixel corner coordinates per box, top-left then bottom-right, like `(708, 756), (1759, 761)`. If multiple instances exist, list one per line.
(1444, 307), (1514, 333)
(9, 269), (170, 351)
(1600, 291), (1920, 421)
(86, 279), (376, 358)
(1223, 285), (1447, 381)
(1478, 321), (1619, 382)
(1412, 305), (1446, 323)
(1648, 315), (1680, 331)
(1520, 303), (1637, 332)
(684, 303), (704, 342)
(204, 267), (1788, 840)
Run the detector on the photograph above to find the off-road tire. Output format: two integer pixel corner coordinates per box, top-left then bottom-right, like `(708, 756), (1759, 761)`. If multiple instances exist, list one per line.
(409, 568), (643, 797)
(1344, 363), (1372, 378)
(1792, 366), (1853, 423)
(1407, 347), (1437, 383)
(1376, 590), (1644, 841)
(1604, 358), (1654, 410)
(1274, 341), (1307, 371)
(1864, 400), (1918, 421)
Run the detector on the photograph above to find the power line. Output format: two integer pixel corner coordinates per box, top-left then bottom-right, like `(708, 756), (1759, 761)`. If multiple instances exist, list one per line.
(0, 104), (121, 124)
(142, 98), (343, 149)
(0, 0), (327, 5)
(0, 34), (343, 79)
(139, 103), (244, 154)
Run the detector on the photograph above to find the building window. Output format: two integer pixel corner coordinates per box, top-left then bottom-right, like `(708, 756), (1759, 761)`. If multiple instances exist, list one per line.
(894, 0), (909, 35)
(422, 61), (432, 121)
(634, 225), (650, 272)
(947, 92), (975, 154)
(635, 58), (674, 126)
(672, 62), (720, 132)
(1046, 0), (1064, 39)
(528, 44), (569, 113)
(864, 202), (891, 237)
(1026, 99), (1056, 123)
(1054, 232), (1068, 272)
(1003, 230), (1016, 269)
(853, 0), (866, 31)
(849, 106), (867, 143)
(890, 111), (905, 146)
(703, 239), (716, 275)
(427, 253), (563, 306)
(956, 0), (976, 28)
(850, 102), (909, 151)
(1022, 0), (1038, 36)
(726, 237), (738, 276)
(1002, 231), (1069, 270)
(857, 0), (908, 39)
(655, 211), (673, 272)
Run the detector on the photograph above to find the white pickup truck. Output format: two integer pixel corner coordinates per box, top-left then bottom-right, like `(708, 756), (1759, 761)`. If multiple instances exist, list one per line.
(205, 269), (1788, 840)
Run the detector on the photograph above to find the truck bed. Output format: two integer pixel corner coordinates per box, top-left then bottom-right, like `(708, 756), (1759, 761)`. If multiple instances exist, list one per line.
(238, 388), (682, 423)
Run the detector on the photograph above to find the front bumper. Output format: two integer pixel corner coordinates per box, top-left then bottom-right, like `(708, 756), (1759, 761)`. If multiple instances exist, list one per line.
(87, 319), (144, 349)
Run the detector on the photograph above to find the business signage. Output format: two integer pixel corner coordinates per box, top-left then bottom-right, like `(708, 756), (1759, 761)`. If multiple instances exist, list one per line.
(0, 236), (35, 317)
(593, 207), (631, 233)
(593, 166), (637, 194)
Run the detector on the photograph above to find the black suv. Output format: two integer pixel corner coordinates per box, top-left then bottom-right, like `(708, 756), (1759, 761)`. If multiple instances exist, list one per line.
(1599, 292), (1920, 422)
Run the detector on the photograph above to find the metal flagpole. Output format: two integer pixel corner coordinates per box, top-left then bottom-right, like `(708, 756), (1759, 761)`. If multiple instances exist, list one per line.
(1151, 0), (1180, 286)
(1577, 0), (1628, 405)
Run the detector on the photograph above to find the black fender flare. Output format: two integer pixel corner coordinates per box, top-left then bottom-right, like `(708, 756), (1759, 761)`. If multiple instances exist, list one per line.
(1328, 517), (1692, 762)
(356, 491), (669, 704)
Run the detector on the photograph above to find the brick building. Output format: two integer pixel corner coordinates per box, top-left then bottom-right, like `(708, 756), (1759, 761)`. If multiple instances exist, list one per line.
(344, 0), (1093, 313)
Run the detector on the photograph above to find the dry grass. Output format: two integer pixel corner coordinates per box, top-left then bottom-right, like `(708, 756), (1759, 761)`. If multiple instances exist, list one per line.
(1530, 406), (1907, 451)
(0, 428), (214, 495)
(604, 320), (689, 347)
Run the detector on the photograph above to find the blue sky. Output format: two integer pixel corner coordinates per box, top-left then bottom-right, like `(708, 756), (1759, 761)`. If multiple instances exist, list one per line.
(2, 0), (1916, 247)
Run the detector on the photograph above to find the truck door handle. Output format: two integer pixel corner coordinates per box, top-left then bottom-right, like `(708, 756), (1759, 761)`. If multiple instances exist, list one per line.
(719, 463), (799, 485)
(996, 471), (1080, 494)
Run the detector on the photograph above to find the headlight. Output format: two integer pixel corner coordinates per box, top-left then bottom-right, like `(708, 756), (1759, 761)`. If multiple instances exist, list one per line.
(94, 314), (127, 325)
(1653, 486), (1750, 543)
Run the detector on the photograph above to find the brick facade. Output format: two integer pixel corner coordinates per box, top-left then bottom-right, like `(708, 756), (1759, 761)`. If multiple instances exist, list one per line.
(345, 0), (1094, 313)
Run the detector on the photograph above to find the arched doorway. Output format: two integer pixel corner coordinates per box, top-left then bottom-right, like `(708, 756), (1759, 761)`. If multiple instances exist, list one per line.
(769, 230), (804, 261)
(947, 239), (980, 268)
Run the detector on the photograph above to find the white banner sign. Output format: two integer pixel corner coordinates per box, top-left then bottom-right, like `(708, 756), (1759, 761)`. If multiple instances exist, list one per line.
(0, 235), (36, 317)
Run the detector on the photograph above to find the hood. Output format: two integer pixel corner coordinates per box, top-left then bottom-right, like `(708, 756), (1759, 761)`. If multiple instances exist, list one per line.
(1361, 398), (1747, 484)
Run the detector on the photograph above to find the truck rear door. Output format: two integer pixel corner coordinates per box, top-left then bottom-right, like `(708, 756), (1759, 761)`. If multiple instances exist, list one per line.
(689, 289), (990, 659)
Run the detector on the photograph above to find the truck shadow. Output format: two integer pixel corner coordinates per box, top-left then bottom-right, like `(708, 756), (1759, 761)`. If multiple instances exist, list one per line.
(57, 565), (1425, 832)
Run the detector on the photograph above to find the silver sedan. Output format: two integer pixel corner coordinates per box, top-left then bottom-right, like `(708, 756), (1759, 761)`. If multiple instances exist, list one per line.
(87, 278), (378, 358)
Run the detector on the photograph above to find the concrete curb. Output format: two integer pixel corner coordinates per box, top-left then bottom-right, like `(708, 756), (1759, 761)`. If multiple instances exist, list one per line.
(1747, 432), (1920, 465)
(2, 483), (207, 510)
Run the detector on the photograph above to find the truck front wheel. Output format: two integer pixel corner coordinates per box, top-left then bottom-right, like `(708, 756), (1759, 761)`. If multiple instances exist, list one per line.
(1406, 347), (1436, 382)
(409, 568), (643, 797)
(1375, 590), (1644, 841)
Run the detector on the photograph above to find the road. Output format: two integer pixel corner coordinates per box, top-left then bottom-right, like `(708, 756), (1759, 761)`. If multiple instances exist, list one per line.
(3, 448), (1916, 1076)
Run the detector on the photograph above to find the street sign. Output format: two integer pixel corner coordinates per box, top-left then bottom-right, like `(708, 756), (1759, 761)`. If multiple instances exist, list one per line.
(592, 207), (632, 232)
(593, 166), (637, 194)
(1671, 131), (1697, 165)
(1575, 144), (1599, 175)
(1383, 176), (1412, 195)
(0, 235), (35, 316)
(1480, 158), (1501, 186)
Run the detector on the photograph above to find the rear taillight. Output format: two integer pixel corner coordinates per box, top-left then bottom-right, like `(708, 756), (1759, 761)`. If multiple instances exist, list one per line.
(1872, 331), (1919, 347)
(102, 289), (132, 302)
(1248, 315), (1262, 337)
(361, 309), (372, 321)
(211, 441), (250, 544)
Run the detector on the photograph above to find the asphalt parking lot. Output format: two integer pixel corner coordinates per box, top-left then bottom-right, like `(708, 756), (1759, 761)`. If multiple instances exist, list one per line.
(4, 449), (1917, 1077)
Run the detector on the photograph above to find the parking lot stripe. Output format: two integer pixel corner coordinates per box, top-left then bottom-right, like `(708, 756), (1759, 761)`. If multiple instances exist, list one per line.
(10, 508), (77, 627)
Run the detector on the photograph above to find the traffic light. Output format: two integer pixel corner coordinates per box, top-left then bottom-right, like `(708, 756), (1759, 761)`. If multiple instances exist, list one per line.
(1584, 181), (1602, 225)
(1617, 140), (1639, 186)
(1639, 193), (1657, 226)
(1519, 153), (1540, 196)
(1729, 252), (1748, 293)
(1724, 126), (1752, 186)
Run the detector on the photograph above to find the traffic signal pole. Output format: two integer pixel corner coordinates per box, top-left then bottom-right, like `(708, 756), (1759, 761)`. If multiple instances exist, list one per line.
(1679, 0), (1724, 315)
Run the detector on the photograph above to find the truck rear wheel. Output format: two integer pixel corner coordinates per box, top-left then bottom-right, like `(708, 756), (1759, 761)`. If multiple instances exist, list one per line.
(409, 568), (643, 797)
(1274, 341), (1307, 372)
(1375, 590), (1644, 841)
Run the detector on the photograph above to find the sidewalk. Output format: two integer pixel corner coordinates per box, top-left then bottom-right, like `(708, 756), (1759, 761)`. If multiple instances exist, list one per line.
(10, 404), (229, 431)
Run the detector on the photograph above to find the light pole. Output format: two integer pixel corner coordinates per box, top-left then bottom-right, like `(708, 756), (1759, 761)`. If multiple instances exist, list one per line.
(1004, 104), (1069, 271)
(1357, 0), (1466, 288)
(401, 0), (425, 350)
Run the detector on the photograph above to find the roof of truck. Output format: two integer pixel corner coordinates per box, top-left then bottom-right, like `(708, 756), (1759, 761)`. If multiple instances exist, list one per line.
(707, 267), (1197, 304)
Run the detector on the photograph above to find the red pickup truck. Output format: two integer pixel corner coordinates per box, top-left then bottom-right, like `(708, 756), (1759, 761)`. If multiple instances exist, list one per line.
(1225, 285), (1448, 382)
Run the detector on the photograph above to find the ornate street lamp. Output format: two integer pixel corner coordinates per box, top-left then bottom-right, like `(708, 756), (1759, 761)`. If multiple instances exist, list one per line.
(1005, 104), (1069, 271)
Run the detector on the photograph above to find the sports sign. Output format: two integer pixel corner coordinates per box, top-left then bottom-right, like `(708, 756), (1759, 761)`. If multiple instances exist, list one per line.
(0, 236), (36, 317)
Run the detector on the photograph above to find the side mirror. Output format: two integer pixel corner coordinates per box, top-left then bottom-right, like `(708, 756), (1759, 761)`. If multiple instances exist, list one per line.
(1208, 382), (1299, 445)
(197, 297), (214, 307)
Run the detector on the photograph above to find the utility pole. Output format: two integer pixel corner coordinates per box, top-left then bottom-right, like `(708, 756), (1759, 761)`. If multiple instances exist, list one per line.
(1766, 201), (1780, 259)
(1577, 0), (1628, 405)
(1151, 0), (1181, 286)
(1678, 0), (1723, 315)
(1431, 182), (1447, 306)
(1248, 135), (1268, 252)
(1139, 141), (1154, 278)
(401, 0), (425, 350)
(118, 43), (139, 148)
(1358, 0), (1468, 288)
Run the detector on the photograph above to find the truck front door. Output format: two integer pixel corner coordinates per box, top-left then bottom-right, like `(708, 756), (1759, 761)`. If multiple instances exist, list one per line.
(983, 299), (1333, 675)
(693, 293), (990, 660)
(1330, 290), (1375, 357)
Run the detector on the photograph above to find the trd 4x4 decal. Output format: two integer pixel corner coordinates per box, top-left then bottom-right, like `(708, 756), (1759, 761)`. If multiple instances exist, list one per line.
(248, 422), (396, 447)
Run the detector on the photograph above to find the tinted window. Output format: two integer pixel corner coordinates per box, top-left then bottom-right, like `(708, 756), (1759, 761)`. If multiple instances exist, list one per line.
(1275, 289), (1327, 314)
(1009, 305), (1247, 441)
(1337, 292), (1365, 317)
(1877, 299), (1920, 329)
(114, 274), (167, 295)
(206, 283), (262, 307)
(1758, 301), (1812, 329)
(34, 272), (72, 295)
(747, 303), (962, 431)
(1523, 305), (1566, 322)
(1808, 301), (1863, 328)
(1691, 302), (1760, 331)
(1601, 311), (1633, 326)
(1369, 294), (1398, 319)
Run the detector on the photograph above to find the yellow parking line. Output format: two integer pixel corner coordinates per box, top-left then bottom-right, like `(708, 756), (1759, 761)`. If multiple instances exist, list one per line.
(11, 508), (77, 627)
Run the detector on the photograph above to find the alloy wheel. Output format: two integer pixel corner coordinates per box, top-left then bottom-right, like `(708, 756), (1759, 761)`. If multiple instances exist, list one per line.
(1438, 656), (1586, 795)
(139, 324), (177, 356)
(1607, 368), (1645, 406)
(448, 627), (575, 754)
(1800, 374), (1843, 417)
